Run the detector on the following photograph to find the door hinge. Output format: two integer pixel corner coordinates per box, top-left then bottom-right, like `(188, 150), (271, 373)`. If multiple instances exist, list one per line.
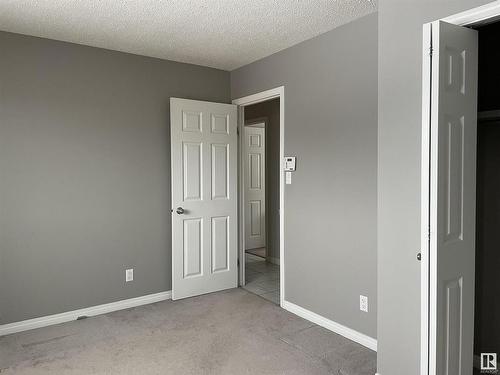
(426, 226), (431, 240)
(429, 46), (433, 57)
(237, 259), (240, 267)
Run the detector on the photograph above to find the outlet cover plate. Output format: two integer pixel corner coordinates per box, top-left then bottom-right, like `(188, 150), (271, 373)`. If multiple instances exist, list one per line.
(360, 295), (368, 312)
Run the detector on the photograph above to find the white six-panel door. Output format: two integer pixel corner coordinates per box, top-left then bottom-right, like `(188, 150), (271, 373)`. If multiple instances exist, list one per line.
(170, 98), (238, 300)
(244, 126), (266, 250)
(429, 21), (478, 375)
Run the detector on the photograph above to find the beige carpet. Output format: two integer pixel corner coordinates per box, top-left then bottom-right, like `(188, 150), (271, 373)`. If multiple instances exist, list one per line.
(0, 289), (376, 374)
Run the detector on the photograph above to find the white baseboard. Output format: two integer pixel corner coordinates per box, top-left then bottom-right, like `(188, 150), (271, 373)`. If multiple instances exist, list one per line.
(282, 300), (377, 352)
(0, 290), (172, 336)
(267, 256), (280, 265)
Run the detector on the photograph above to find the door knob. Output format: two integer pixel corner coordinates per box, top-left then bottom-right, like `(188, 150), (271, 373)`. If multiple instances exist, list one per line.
(176, 207), (185, 215)
(417, 252), (422, 261)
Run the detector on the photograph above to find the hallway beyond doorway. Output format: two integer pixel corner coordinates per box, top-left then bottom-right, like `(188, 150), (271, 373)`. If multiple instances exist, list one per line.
(243, 253), (279, 304)
(246, 247), (266, 258)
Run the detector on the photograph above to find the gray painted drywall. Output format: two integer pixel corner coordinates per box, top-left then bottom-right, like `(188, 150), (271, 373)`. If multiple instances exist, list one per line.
(377, 1), (490, 374)
(232, 13), (378, 338)
(0, 31), (230, 325)
(244, 99), (281, 262)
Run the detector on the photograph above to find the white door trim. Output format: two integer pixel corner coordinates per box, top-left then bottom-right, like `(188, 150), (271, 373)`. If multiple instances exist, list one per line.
(232, 86), (285, 307)
(442, 0), (500, 26)
(420, 21), (432, 375)
(421, 3), (500, 374)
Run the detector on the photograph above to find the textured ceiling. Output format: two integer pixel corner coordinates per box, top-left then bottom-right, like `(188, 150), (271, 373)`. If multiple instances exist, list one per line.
(0, 0), (377, 71)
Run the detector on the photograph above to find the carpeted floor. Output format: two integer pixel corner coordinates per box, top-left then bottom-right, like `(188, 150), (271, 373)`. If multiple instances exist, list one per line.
(0, 288), (376, 374)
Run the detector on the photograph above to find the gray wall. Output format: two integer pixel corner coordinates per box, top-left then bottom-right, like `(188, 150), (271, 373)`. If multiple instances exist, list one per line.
(0, 31), (230, 325)
(244, 99), (280, 262)
(377, 1), (490, 374)
(232, 13), (378, 338)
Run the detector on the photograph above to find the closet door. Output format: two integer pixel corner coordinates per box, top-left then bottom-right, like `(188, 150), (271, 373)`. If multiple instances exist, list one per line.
(429, 21), (478, 375)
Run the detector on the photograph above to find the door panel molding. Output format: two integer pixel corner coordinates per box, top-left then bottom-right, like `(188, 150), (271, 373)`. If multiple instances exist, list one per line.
(183, 142), (203, 201)
(211, 143), (229, 200)
(183, 217), (203, 278)
(211, 216), (230, 273)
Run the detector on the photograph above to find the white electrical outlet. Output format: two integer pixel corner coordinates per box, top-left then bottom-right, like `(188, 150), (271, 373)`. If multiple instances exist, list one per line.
(125, 268), (134, 282)
(360, 295), (368, 312)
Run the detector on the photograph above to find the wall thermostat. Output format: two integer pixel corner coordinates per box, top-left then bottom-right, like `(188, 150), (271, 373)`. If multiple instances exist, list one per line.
(284, 156), (296, 171)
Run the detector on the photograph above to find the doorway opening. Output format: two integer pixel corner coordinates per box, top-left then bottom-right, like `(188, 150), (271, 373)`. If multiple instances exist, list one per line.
(241, 99), (280, 304)
(233, 86), (285, 307)
(473, 19), (500, 375)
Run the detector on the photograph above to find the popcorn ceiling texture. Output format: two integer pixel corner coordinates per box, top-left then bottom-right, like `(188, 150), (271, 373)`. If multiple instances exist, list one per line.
(0, 0), (377, 70)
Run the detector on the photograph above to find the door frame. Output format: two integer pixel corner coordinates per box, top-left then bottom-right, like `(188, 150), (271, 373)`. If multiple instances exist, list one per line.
(420, 3), (500, 374)
(233, 86), (285, 307)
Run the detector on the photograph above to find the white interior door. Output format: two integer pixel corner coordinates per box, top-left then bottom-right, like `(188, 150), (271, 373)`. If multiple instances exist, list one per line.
(429, 21), (478, 375)
(171, 98), (238, 300)
(244, 126), (266, 250)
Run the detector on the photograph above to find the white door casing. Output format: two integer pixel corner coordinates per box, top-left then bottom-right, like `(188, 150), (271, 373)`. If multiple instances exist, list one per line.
(171, 98), (238, 300)
(429, 21), (478, 375)
(233, 86), (284, 303)
(244, 125), (266, 250)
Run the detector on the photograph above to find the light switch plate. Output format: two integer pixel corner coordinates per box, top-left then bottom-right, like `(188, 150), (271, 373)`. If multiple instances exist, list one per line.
(125, 268), (134, 282)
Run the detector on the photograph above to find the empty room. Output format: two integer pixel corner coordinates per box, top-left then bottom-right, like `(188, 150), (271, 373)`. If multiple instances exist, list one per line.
(2, 1), (500, 375)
